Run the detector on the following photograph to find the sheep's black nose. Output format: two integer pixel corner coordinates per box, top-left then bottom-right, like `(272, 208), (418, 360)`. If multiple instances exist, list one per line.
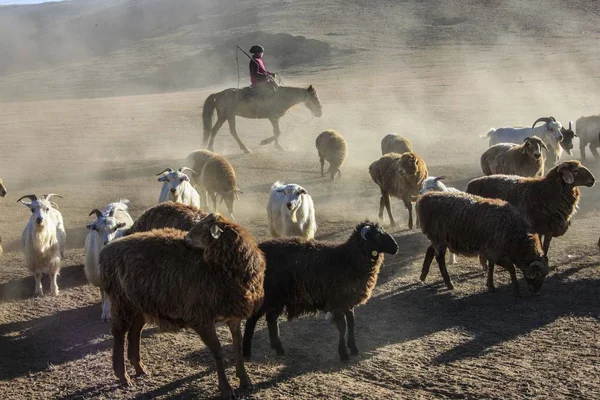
(170, 189), (176, 193)
(286, 202), (292, 209)
(534, 154), (540, 159)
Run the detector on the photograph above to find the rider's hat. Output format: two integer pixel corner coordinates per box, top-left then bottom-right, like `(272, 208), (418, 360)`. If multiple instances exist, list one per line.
(249, 45), (264, 54)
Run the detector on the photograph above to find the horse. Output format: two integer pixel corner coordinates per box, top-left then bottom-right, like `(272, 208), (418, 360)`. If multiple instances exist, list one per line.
(202, 84), (323, 153)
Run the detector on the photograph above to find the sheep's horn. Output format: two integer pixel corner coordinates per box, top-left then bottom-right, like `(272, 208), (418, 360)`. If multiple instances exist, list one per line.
(155, 168), (173, 176)
(89, 209), (103, 219)
(532, 117), (552, 128)
(16, 194), (37, 203)
(361, 225), (371, 241)
(568, 121), (572, 130)
(178, 167), (197, 175)
(43, 194), (63, 201)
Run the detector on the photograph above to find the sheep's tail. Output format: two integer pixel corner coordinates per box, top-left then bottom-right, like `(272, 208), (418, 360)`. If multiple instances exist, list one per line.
(202, 93), (217, 145)
(480, 128), (495, 139)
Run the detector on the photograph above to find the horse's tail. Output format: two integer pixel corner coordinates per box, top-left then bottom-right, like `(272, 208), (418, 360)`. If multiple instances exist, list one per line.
(202, 93), (217, 145)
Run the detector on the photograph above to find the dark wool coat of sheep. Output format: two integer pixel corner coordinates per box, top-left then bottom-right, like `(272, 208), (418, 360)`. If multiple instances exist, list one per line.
(242, 221), (398, 362)
(100, 214), (265, 399)
(380, 133), (413, 155)
(467, 161), (595, 257)
(126, 202), (207, 235)
(315, 129), (348, 180)
(369, 151), (428, 229)
(417, 191), (549, 296)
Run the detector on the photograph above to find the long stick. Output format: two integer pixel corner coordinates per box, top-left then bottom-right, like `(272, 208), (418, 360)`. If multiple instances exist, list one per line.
(236, 45), (261, 68)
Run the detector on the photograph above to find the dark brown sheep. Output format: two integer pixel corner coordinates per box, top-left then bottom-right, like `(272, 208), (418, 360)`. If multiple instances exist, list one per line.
(242, 221), (398, 362)
(126, 202), (207, 235)
(417, 191), (549, 296)
(369, 151), (428, 228)
(315, 129), (348, 180)
(466, 161), (595, 257)
(100, 213), (265, 399)
(381, 133), (413, 155)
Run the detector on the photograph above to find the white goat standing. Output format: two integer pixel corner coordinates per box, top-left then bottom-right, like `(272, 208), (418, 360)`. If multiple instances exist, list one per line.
(419, 176), (459, 264)
(19, 194), (66, 296)
(267, 181), (316, 240)
(84, 200), (133, 320)
(156, 167), (200, 208)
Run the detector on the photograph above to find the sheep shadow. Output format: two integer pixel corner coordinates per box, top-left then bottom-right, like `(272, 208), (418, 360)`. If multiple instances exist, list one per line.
(0, 262), (87, 303)
(0, 303), (112, 380)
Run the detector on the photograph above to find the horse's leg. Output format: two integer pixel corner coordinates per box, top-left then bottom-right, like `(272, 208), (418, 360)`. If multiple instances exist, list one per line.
(225, 116), (251, 154)
(207, 116), (226, 152)
(269, 118), (286, 152)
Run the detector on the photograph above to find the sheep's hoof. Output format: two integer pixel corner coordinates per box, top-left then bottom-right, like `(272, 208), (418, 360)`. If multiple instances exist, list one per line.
(238, 381), (254, 393)
(349, 347), (359, 356)
(274, 348), (285, 356)
(487, 285), (496, 293)
(222, 390), (238, 400)
(33, 290), (43, 297)
(340, 353), (350, 362)
(446, 282), (455, 290)
(419, 274), (427, 283)
(134, 363), (148, 376)
(120, 375), (133, 387)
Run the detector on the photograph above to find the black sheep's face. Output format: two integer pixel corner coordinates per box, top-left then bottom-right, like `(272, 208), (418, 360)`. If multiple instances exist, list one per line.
(185, 213), (224, 249)
(358, 222), (398, 255)
(518, 260), (549, 293)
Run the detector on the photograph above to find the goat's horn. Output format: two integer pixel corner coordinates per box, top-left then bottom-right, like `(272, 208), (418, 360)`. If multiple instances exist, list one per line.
(43, 194), (63, 201)
(16, 194), (37, 203)
(569, 121), (572, 130)
(549, 116), (556, 122)
(178, 167), (197, 175)
(434, 176), (447, 182)
(155, 168), (173, 176)
(89, 209), (103, 219)
(532, 117), (552, 128)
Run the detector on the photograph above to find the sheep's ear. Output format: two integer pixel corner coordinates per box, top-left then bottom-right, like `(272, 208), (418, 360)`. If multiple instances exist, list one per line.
(561, 169), (574, 184)
(360, 225), (371, 241)
(540, 141), (548, 151)
(210, 224), (223, 239)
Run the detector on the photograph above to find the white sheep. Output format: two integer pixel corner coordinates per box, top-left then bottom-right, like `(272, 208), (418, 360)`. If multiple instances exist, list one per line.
(84, 200), (133, 320)
(18, 194), (66, 296)
(267, 181), (316, 240)
(156, 167), (200, 208)
(419, 176), (460, 264)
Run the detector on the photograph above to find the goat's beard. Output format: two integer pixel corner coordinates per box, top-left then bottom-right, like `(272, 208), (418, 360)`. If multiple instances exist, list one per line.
(290, 206), (298, 223)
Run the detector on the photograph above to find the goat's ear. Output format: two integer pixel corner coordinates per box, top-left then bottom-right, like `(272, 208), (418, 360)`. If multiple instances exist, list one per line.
(157, 176), (168, 182)
(117, 222), (127, 229)
(86, 224), (93, 230)
(298, 188), (307, 195)
(182, 175), (190, 181)
(434, 176), (446, 182)
(523, 137), (530, 143)
(210, 224), (223, 239)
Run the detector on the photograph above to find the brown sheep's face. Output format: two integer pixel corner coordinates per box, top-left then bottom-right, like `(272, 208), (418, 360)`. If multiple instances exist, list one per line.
(398, 153), (418, 175)
(556, 161), (595, 187)
(520, 260), (549, 293)
(185, 213), (224, 249)
(522, 136), (547, 160)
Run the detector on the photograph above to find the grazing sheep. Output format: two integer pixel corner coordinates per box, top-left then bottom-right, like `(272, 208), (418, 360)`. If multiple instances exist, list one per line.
(127, 202), (207, 235)
(419, 176), (460, 264)
(243, 221), (398, 361)
(156, 167), (201, 208)
(100, 213), (265, 399)
(369, 152), (428, 229)
(482, 116), (564, 164)
(84, 200), (133, 321)
(315, 129), (348, 180)
(575, 114), (600, 160)
(466, 161), (595, 257)
(0, 178), (7, 256)
(197, 154), (242, 220)
(381, 133), (413, 155)
(417, 191), (549, 296)
(480, 136), (547, 177)
(18, 194), (66, 296)
(267, 181), (316, 240)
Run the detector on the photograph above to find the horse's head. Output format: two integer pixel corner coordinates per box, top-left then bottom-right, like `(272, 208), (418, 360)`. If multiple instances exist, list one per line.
(304, 85), (323, 117)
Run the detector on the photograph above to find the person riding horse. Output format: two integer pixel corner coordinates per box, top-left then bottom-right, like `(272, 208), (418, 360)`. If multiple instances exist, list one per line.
(249, 45), (278, 100)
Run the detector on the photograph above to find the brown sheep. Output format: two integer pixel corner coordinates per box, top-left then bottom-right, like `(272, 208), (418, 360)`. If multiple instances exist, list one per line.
(126, 202), (207, 235)
(243, 221), (398, 361)
(480, 136), (547, 177)
(467, 161), (595, 257)
(185, 149), (217, 195)
(381, 133), (413, 155)
(315, 129), (348, 180)
(199, 153), (242, 220)
(100, 213), (265, 399)
(417, 191), (549, 296)
(369, 152), (428, 229)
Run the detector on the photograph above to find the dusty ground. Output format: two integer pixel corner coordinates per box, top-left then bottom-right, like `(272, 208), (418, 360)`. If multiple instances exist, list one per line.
(1, 0), (599, 399)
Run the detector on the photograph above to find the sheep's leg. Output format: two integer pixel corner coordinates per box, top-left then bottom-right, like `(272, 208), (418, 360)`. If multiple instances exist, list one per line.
(266, 311), (284, 356)
(345, 308), (358, 355)
(486, 262), (496, 292)
(435, 245), (454, 290)
(227, 319), (253, 392)
(382, 192), (396, 227)
(269, 118), (286, 152)
(207, 116), (226, 152)
(193, 322), (235, 400)
(332, 311), (350, 362)
(378, 196), (385, 220)
(478, 255), (487, 271)
(242, 310), (265, 360)
(127, 313), (147, 377)
(404, 198), (414, 229)
(112, 321), (132, 386)
(227, 116), (251, 154)
(506, 264), (521, 297)
(419, 244), (435, 282)
(319, 152), (325, 177)
(542, 235), (553, 257)
(33, 272), (43, 297)
(48, 258), (60, 296)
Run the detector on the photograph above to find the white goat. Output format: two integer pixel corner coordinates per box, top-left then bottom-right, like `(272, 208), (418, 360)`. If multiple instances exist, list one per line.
(267, 181), (316, 240)
(18, 194), (66, 296)
(156, 167), (200, 208)
(84, 200), (133, 320)
(482, 117), (564, 164)
(419, 176), (459, 264)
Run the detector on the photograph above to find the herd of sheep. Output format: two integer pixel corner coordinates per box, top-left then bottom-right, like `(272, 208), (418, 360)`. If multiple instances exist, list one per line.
(5, 110), (600, 399)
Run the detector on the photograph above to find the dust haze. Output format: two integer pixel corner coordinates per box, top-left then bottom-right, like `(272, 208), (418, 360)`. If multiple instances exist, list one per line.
(1, 0), (599, 399)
